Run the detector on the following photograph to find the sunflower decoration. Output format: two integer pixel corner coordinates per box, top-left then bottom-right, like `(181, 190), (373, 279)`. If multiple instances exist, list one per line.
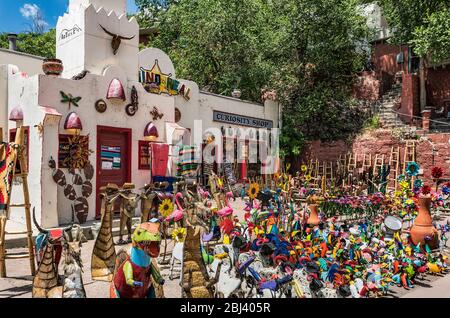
(301, 165), (308, 173)
(248, 183), (260, 199)
(399, 180), (410, 191)
(305, 174), (312, 182)
(171, 227), (186, 242)
(158, 199), (174, 218)
(216, 177), (224, 189)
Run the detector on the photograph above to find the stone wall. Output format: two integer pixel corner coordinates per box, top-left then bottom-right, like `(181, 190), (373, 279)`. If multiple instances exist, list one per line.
(297, 129), (450, 183)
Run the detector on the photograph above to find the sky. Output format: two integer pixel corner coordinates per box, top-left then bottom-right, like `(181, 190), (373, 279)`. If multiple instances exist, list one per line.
(0, 0), (138, 34)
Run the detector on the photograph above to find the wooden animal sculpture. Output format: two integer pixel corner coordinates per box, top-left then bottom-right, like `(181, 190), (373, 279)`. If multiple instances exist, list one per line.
(61, 225), (86, 298)
(99, 24), (135, 55)
(91, 184), (120, 281)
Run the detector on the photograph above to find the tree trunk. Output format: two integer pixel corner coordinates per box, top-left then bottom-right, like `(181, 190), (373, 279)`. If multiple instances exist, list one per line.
(419, 58), (427, 110)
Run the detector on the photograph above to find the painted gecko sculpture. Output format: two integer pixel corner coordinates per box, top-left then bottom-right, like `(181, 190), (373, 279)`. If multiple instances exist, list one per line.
(110, 221), (164, 298)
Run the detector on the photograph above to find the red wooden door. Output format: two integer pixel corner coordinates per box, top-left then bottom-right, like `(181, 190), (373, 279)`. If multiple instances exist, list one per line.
(96, 126), (132, 218)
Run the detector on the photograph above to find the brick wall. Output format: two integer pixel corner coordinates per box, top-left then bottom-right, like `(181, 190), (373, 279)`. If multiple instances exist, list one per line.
(426, 65), (450, 109)
(372, 41), (409, 94)
(298, 129), (450, 183)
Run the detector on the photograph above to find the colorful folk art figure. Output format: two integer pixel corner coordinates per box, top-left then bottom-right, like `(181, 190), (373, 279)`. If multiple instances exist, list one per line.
(110, 221), (164, 298)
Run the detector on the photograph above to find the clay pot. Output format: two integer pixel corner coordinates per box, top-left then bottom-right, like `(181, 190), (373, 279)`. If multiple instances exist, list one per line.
(42, 58), (63, 76)
(410, 197), (439, 249)
(307, 203), (320, 227)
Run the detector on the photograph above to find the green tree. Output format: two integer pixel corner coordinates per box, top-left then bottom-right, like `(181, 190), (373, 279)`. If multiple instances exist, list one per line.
(139, 0), (371, 157)
(0, 29), (56, 58)
(374, 0), (450, 62)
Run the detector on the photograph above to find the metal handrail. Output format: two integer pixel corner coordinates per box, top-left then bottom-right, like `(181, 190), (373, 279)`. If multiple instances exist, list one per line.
(376, 105), (450, 131)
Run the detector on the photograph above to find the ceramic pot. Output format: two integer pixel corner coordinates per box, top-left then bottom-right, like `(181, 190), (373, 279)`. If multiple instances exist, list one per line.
(410, 197), (439, 249)
(307, 203), (320, 227)
(42, 58), (63, 76)
(231, 89), (242, 99)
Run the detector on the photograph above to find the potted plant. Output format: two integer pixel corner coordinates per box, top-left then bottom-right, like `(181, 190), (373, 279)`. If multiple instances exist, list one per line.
(42, 58), (64, 76)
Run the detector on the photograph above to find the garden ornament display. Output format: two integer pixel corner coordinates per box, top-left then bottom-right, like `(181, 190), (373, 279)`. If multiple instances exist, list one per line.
(99, 24), (135, 55)
(117, 183), (141, 245)
(110, 221), (164, 298)
(91, 184), (120, 281)
(32, 208), (86, 298)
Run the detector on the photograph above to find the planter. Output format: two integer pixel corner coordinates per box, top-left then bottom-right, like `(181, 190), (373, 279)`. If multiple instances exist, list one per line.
(42, 58), (63, 76)
(307, 204), (320, 227)
(410, 197), (439, 249)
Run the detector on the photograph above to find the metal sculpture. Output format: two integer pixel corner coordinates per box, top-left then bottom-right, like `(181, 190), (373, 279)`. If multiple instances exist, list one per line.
(125, 86), (139, 116)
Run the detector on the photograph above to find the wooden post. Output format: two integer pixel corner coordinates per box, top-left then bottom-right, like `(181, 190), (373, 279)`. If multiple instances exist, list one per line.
(0, 127), (3, 143)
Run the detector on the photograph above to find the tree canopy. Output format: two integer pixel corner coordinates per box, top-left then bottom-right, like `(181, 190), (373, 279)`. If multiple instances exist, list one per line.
(0, 29), (56, 58)
(374, 0), (450, 63)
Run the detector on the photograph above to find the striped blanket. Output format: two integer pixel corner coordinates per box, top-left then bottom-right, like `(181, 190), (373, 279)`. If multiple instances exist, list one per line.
(177, 146), (199, 177)
(0, 142), (18, 211)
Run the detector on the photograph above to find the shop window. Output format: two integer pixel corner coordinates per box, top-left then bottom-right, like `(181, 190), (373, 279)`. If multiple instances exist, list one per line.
(138, 140), (151, 170)
(9, 126), (29, 173)
(58, 134), (90, 168)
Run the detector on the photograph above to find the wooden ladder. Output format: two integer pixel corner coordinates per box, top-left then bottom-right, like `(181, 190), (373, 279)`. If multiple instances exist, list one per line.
(347, 153), (357, 174)
(403, 141), (416, 172)
(388, 146), (400, 191)
(324, 161), (333, 181)
(373, 154), (385, 176)
(0, 127), (36, 277)
(362, 153), (372, 173)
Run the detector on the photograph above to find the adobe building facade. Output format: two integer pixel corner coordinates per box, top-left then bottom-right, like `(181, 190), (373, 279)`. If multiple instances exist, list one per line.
(1, 0), (280, 228)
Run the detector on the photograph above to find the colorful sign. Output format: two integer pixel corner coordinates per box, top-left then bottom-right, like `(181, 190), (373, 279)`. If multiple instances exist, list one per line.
(213, 110), (274, 128)
(139, 60), (190, 101)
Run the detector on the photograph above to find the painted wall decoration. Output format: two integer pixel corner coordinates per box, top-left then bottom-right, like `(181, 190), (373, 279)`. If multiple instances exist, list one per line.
(60, 91), (82, 109)
(150, 106), (164, 121)
(139, 60), (191, 101)
(58, 134), (92, 169)
(125, 86), (139, 116)
(59, 24), (82, 41)
(50, 156), (94, 224)
(95, 99), (107, 113)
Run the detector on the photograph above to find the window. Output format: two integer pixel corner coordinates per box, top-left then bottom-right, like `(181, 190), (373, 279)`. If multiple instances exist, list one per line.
(138, 140), (151, 170)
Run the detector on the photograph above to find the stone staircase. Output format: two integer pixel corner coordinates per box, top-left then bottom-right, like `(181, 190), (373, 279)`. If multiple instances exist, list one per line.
(377, 83), (405, 129)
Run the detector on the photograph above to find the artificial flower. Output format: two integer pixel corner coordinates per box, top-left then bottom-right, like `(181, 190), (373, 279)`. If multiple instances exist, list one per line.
(422, 185), (431, 195)
(397, 174), (406, 182)
(301, 165), (308, 172)
(305, 174), (312, 182)
(443, 186), (450, 195)
(158, 199), (174, 217)
(431, 167), (444, 179)
(399, 180), (410, 190)
(413, 179), (424, 188)
(406, 162), (420, 177)
(171, 227), (186, 242)
(248, 183), (260, 199)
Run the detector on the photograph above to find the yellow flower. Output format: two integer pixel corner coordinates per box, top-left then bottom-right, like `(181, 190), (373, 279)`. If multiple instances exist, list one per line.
(171, 227), (186, 242)
(248, 183), (260, 199)
(399, 180), (410, 190)
(394, 191), (402, 197)
(158, 199), (173, 217)
(405, 199), (414, 205)
(305, 174), (312, 182)
(217, 177), (224, 188)
(301, 165), (308, 172)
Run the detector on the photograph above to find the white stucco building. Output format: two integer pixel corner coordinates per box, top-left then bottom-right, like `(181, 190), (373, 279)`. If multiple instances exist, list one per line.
(1, 0), (280, 228)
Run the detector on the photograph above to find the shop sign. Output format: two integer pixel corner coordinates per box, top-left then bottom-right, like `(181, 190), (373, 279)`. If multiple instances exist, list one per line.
(139, 60), (190, 101)
(60, 25), (82, 40)
(213, 110), (273, 128)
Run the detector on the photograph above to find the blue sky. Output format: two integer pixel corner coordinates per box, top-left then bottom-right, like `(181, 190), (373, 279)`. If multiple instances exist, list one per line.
(0, 0), (138, 34)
